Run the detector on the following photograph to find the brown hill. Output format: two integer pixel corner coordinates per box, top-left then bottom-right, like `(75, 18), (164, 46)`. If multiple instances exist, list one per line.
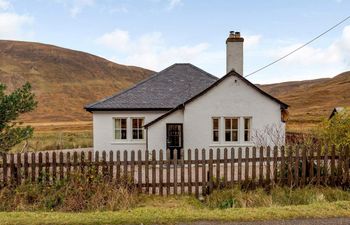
(260, 71), (350, 131)
(0, 40), (153, 123)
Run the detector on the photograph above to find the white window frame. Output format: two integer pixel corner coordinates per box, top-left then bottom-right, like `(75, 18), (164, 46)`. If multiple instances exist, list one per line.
(114, 117), (128, 141)
(224, 117), (239, 143)
(244, 117), (252, 142)
(212, 117), (220, 143)
(131, 117), (145, 140)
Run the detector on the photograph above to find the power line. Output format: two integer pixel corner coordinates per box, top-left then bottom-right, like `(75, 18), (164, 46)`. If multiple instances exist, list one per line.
(244, 15), (350, 78)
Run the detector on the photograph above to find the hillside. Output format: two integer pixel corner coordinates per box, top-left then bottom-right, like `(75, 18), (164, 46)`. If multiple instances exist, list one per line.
(260, 71), (350, 131)
(0, 40), (154, 124)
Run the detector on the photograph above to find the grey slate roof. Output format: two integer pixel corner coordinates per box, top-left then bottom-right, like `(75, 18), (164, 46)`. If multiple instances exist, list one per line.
(85, 63), (218, 111)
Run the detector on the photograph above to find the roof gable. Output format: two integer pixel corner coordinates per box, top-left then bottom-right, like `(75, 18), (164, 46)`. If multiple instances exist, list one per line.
(85, 63), (218, 111)
(145, 70), (289, 127)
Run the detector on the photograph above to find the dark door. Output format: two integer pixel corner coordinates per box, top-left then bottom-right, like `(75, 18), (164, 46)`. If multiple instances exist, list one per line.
(166, 124), (183, 159)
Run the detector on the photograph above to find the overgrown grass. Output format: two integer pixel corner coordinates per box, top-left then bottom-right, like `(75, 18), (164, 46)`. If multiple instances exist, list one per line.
(11, 131), (92, 152)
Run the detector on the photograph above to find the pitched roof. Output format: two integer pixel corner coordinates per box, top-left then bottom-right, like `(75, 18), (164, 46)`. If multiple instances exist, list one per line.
(145, 70), (289, 128)
(85, 63), (218, 111)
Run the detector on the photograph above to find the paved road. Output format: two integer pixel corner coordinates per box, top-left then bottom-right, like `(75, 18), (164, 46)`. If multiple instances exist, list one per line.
(179, 218), (350, 225)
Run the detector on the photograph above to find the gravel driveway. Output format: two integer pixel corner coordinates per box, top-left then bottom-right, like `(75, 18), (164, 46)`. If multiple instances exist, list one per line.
(179, 217), (350, 225)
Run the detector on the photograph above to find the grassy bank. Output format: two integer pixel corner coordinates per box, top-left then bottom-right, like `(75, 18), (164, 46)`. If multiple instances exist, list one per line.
(0, 201), (350, 225)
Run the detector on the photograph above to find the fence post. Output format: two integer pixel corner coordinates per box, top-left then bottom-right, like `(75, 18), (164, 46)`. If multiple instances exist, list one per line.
(116, 151), (120, 185)
(345, 145), (349, 184)
(208, 149), (213, 194)
(52, 152), (57, 182)
(230, 148), (235, 187)
(80, 151), (85, 175)
(123, 150), (128, 182)
(38, 152), (43, 183)
(266, 146), (271, 185)
(287, 146), (293, 187)
(202, 148), (206, 196)
(259, 147), (263, 186)
(145, 149), (149, 194)
(166, 149), (170, 195)
(337, 145), (343, 185)
(109, 151), (114, 182)
(173, 149), (178, 195)
(2, 153), (7, 186)
(181, 149), (185, 194)
(273, 146), (278, 185)
(31, 153), (35, 183)
(280, 146), (285, 186)
(324, 145), (329, 185)
(194, 148), (199, 197)
(252, 147), (257, 186)
(294, 146), (299, 187)
(24, 152), (29, 182)
(216, 148), (220, 187)
(16, 153), (22, 185)
(152, 150), (156, 195)
(301, 146), (307, 187)
(238, 147), (242, 185)
(316, 145), (321, 186)
(331, 145), (336, 186)
(309, 147), (314, 185)
(94, 151), (99, 180)
(138, 150), (143, 194)
(245, 147), (250, 184)
(59, 152), (64, 181)
(102, 151), (107, 178)
(224, 148), (228, 187)
(187, 149), (192, 195)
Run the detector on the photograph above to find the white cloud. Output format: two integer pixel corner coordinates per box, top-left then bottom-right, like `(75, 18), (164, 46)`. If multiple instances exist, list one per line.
(0, 12), (34, 40)
(96, 29), (220, 72)
(244, 35), (262, 49)
(70, 0), (95, 17)
(167, 0), (182, 10)
(0, 0), (11, 10)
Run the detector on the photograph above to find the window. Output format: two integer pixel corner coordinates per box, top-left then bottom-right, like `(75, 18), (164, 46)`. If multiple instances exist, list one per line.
(115, 118), (127, 140)
(132, 118), (144, 140)
(244, 118), (251, 142)
(225, 118), (238, 142)
(212, 118), (220, 142)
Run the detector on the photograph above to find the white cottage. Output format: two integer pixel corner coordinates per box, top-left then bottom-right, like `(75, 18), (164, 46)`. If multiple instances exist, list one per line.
(85, 31), (289, 158)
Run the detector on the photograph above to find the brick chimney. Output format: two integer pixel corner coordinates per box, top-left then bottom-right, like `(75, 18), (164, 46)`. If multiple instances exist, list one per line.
(226, 31), (244, 75)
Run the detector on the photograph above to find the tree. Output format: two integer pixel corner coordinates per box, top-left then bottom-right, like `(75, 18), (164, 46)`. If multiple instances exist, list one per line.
(0, 83), (37, 152)
(316, 108), (350, 147)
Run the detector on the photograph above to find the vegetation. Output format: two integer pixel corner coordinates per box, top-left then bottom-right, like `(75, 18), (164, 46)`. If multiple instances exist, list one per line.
(316, 108), (350, 147)
(0, 83), (37, 152)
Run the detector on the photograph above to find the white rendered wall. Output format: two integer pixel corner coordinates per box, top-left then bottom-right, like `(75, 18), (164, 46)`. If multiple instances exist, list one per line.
(92, 111), (166, 155)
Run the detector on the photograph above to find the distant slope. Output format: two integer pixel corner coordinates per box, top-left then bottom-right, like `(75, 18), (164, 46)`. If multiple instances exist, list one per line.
(0, 40), (154, 122)
(260, 71), (350, 130)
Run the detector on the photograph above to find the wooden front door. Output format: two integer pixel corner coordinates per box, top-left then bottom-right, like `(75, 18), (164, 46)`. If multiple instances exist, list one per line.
(166, 124), (183, 159)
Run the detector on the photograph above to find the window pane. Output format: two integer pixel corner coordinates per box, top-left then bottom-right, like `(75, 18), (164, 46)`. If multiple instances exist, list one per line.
(115, 130), (121, 139)
(232, 131), (238, 141)
(232, 118), (238, 129)
(244, 118), (250, 129)
(138, 130), (144, 139)
(121, 119), (127, 128)
(121, 130), (127, 139)
(213, 131), (219, 142)
(244, 130), (250, 142)
(139, 119), (144, 127)
(213, 118), (219, 129)
(225, 131), (231, 142)
(115, 119), (121, 129)
(225, 119), (231, 129)
(132, 130), (138, 139)
(132, 119), (138, 128)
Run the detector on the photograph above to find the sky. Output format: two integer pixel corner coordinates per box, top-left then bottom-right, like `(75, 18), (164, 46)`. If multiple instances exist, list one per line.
(0, 0), (350, 84)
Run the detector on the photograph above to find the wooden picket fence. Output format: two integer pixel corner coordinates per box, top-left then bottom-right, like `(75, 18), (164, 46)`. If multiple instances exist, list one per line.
(0, 145), (349, 197)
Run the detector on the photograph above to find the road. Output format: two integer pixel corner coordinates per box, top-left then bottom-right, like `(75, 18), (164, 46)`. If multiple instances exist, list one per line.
(179, 218), (350, 225)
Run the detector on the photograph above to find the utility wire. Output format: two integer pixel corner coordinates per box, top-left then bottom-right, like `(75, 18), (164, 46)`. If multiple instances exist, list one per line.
(245, 15), (350, 78)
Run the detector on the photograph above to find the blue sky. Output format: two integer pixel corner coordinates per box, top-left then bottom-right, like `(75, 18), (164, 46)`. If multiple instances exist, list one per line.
(0, 0), (349, 84)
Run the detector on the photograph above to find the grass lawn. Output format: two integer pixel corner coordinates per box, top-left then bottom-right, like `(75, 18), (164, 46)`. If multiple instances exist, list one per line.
(1, 201), (350, 225)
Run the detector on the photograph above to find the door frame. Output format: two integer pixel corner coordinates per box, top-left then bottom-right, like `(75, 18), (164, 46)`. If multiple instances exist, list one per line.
(166, 123), (183, 158)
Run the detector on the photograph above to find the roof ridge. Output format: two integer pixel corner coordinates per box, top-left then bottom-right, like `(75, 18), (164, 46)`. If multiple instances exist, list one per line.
(85, 64), (178, 108)
(185, 63), (218, 80)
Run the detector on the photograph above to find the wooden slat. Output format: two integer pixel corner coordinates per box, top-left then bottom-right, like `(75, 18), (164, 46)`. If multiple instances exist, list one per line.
(88, 151), (92, 179)
(52, 152), (57, 181)
(194, 148), (199, 197)
(316, 145), (321, 185)
(238, 147), (242, 185)
(181, 149), (185, 194)
(174, 149), (178, 195)
(245, 147), (249, 182)
(23, 153), (28, 181)
(145, 150), (150, 194)
(159, 150), (163, 195)
(288, 146), (293, 187)
(187, 149), (192, 195)
(301, 146), (307, 187)
(102, 151), (107, 177)
(80, 151), (85, 175)
(10, 154), (15, 184)
(152, 150), (156, 195)
(123, 151), (128, 181)
(337, 146), (343, 183)
(73, 151), (78, 172)
(266, 146), (271, 184)
(223, 148), (228, 186)
(38, 152), (43, 182)
(94, 151), (99, 179)
(252, 147), (257, 185)
(137, 150), (142, 193)
(294, 146), (299, 187)
(216, 148), (220, 186)
(59, 152), (64, 180)
(166, 149), (170, 195)
(109, 151), (114, 182)
(309, 147), (314, 184)
(201, 148), (206, 196)
(17, 153), (22, 184)
(31, 153), (35, 182)
(273, 146), (278, 184)
(259, 147), (263, 185)
(231, 148), (235, 186)
(280, 146), (285, 185)
(324, 145), (329, 185)
(209, 149), (213, 193)
(116, 151), (120, 184)
(345, 145), (349, 184)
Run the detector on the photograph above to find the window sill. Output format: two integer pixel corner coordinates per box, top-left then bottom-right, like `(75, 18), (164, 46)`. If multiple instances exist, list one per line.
(111, 141), (146, 145)
(209, 142), (254, 148)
